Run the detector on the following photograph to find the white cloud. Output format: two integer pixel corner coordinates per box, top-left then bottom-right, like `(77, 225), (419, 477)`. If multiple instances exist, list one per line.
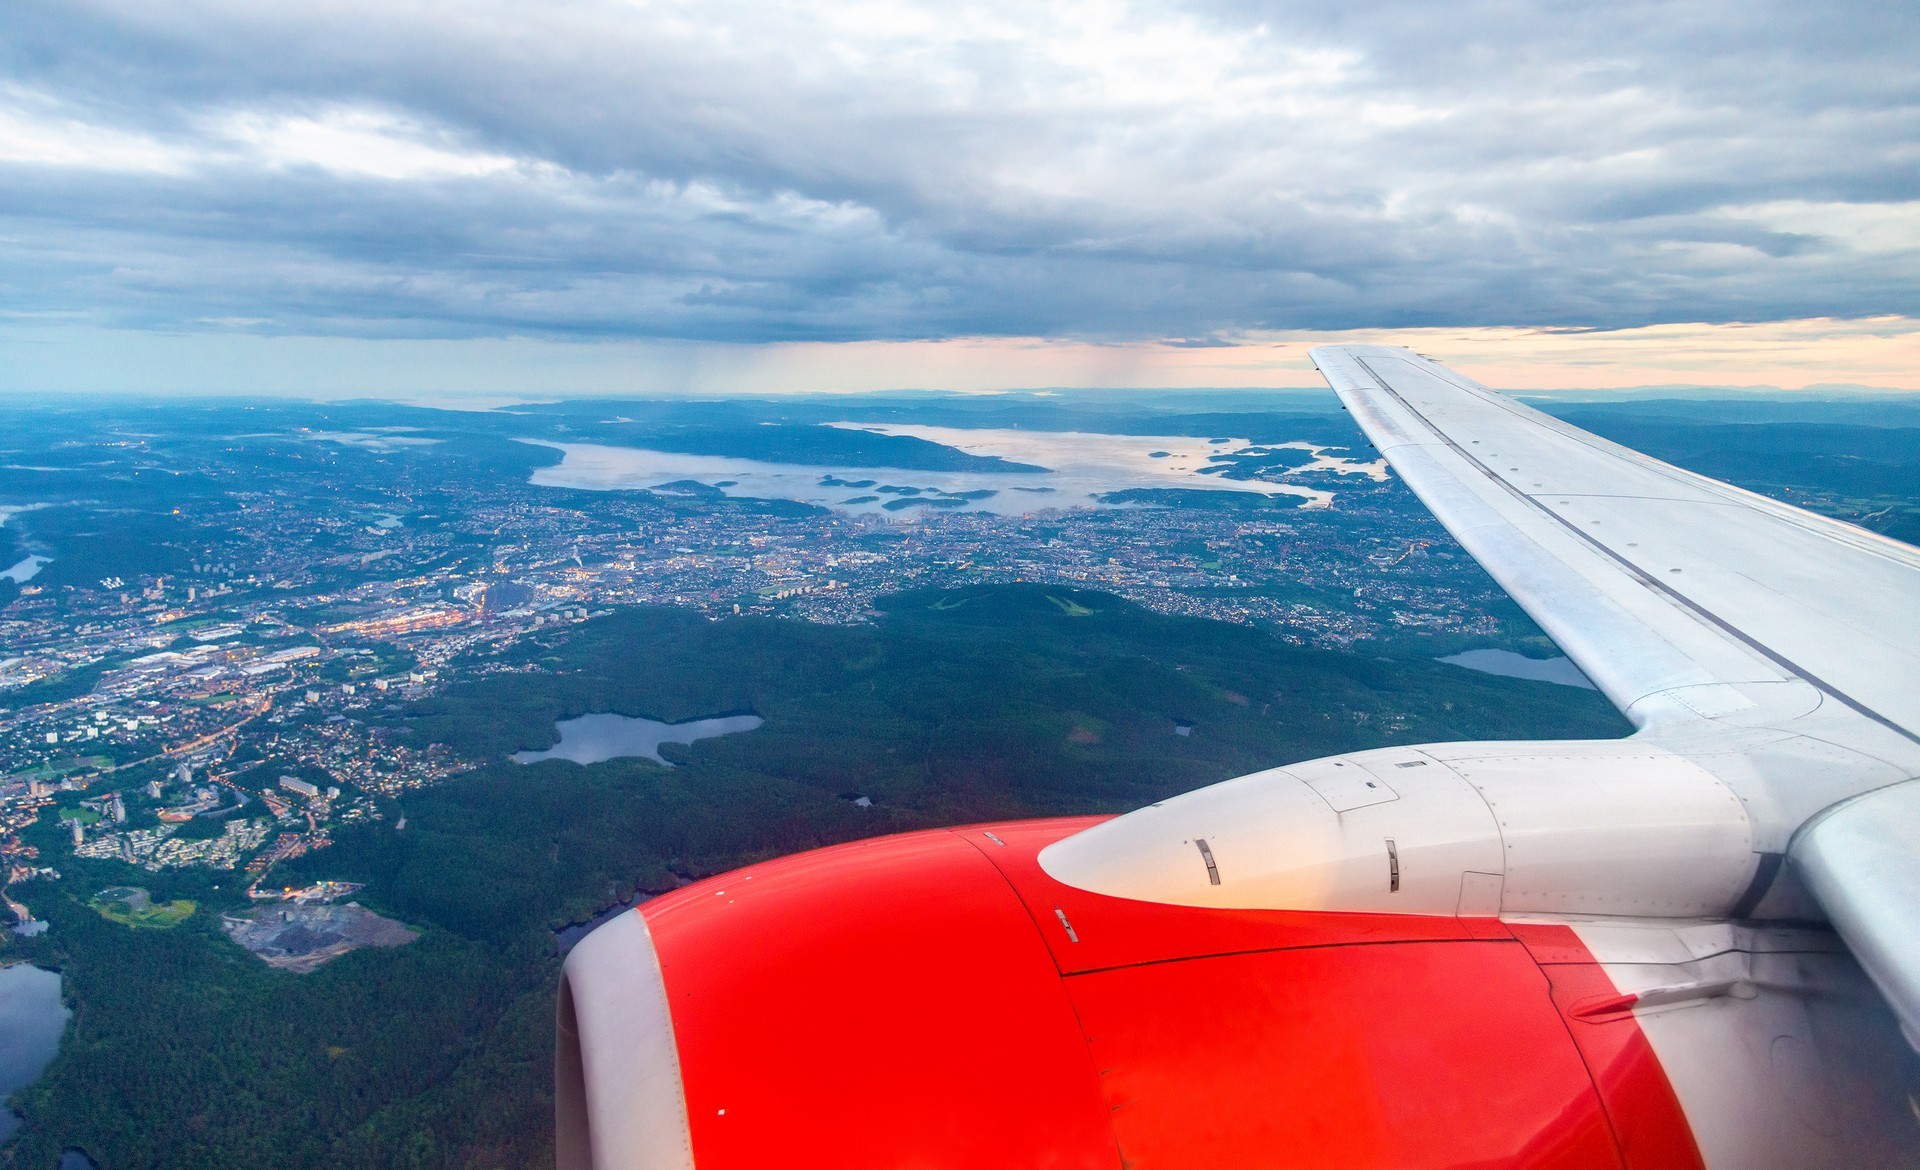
(0, 88), (530, 183)
(0, 0), (1916, 352)
(211, 107), (523, 181)
(0, 88), (190, 173)
(1720, 201), (1920, 255)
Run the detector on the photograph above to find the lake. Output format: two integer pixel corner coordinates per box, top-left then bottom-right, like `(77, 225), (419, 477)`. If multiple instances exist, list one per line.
(1, 555), (50, 584)
(1437, 648), (1596, 689)
(0, 965), (69, 1141)
(512, 713), (765, 766)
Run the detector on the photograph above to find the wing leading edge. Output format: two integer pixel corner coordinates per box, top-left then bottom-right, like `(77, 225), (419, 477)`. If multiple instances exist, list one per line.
(1310, 345), (1920, 747)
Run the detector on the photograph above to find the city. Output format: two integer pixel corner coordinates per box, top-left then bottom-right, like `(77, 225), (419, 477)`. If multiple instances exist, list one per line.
(0, 404), (1517, 928)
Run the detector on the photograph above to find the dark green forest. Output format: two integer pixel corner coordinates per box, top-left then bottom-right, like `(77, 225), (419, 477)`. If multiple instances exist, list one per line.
(6, 586), (1626, 1168)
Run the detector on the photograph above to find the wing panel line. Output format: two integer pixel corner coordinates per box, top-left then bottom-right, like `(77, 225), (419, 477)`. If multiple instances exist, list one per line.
(1346, 356), (1920, 746)
(1405, 356), (1920, 568)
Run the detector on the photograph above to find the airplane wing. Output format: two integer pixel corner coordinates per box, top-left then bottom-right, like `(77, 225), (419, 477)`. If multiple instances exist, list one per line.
(1311, 343), (1920, 1042)
(1309, 345), (1920, 743)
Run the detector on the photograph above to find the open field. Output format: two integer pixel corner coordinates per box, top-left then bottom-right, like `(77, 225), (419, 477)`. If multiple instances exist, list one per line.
(89, 887), (195, 929)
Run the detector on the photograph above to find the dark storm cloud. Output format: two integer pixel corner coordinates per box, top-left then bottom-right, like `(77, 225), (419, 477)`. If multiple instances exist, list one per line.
(1, 0), (1916, 342)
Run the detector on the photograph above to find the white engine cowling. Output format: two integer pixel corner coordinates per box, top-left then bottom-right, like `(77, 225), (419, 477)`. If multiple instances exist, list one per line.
(1039, 739), (1760, 918)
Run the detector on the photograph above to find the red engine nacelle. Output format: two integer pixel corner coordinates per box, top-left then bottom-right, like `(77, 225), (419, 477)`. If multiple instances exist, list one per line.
(557, 818), (1698, 1169)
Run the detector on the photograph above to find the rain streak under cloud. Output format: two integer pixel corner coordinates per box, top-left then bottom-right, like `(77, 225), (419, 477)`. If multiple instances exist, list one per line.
(1, 0), (1918, 365)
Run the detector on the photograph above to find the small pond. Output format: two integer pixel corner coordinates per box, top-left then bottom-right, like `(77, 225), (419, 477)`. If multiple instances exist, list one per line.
(1437, 648), (1596, 690)
(0, 965), (69, 1141)
(1, 555), (49, 584)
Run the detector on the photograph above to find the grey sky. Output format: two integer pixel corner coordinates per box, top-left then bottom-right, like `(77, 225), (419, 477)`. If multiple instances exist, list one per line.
(3, 0), (1917, 347)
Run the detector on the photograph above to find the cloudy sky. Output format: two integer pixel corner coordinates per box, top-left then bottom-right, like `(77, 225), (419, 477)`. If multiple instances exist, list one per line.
(3, 0), (1918, 394)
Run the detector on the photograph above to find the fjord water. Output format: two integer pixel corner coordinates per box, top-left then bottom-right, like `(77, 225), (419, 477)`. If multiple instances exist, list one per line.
(524, 424), (1393, 514)
(512, 713), (765, 766)
(0, 965), (69, 1140)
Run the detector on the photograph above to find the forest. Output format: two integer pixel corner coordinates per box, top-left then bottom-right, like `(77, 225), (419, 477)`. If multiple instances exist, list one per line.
(9, 585), (1628, 1167)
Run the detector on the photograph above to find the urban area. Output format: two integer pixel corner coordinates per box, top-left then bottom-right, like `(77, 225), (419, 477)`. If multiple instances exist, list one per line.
(0, 408), (1512, 937)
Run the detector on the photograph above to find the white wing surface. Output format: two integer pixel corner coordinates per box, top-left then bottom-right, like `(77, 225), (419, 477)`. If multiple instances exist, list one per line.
(1310, 345), (1920, 747)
